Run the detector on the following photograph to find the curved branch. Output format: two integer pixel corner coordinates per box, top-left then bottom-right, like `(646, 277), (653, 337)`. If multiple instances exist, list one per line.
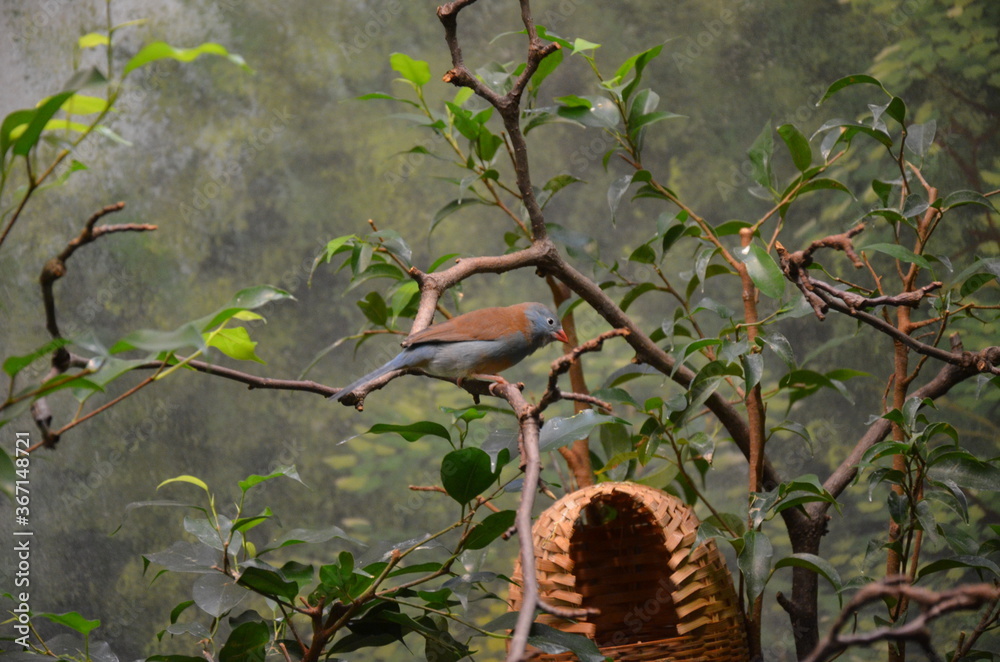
(817, 337), (999, 507)
(803, 576), (1000, 662)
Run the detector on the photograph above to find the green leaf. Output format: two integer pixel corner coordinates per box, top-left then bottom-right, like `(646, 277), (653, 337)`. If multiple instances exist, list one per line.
(123, 41), (249, 77)
(738, 530), (773, 604)
(259, 526), (357, 554)
(207, 327), (264, 363)
(916, 555), (1000, 582)
(158, 475), (210, 494)
(571, 37), (601, 53)
(35, 612), (101, 636)
(794, 178), (854, 198)
(608, 173), (634, 223)
(11, 92), (67, 154)
(79, 32), (109, 49)
(238, 567), (299, 601)
(357, 291), (388, 326)
(526, 623), (606, 662)
(367, 421), (451, 443)
(193, 572), (248, 617)
(539, 410), (620, 454)
(774, 553), (843, 605)
(355, 91), (420, 108)
(463, 510), (516, 550)
(813, 118), (893, 148)
(941, 190), (999, 214)
(620, 282), (658, 312)
(430, 198), (487, 234)
(629, 109), (683, 136)
(112, 322), (206, 354)
(818, 74), (887, 104)
(3, 338), (71, 377)
(555, 95), (592, 109)
(63, 93), (109, 115)
(441, 448), (497, 503)
(960, 272), (996, 298)
(389, 52), (431, 87)
(905, 120), (936, 158)
(219, 620), (269, 662)
(747, 122), (775, 190)
(929, 456), (1000, 491)
(863, 243), (932, 270)
(238, 466), (304, 494)
(741, 242), (785, 299)
(617, 44), (664, 106)
(742, 352), (763, 391)
(777, 124), (812, 172)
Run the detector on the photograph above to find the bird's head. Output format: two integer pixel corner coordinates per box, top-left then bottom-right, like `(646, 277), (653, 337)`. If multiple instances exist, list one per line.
(524, 303), (570, 346)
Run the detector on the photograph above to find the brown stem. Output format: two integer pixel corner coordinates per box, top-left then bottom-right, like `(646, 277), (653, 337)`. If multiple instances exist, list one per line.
(803, 577), (1000, 662)
(546, 276), (594, 489)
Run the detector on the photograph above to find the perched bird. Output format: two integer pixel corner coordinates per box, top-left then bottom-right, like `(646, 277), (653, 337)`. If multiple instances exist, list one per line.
(331, 302), (569, 403)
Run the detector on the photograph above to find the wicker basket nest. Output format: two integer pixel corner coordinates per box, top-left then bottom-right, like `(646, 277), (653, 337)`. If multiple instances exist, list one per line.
(509, 482), (749, 661)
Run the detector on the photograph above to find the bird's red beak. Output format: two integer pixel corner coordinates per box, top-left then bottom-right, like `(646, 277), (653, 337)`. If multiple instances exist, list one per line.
(553, 329), (570, 344)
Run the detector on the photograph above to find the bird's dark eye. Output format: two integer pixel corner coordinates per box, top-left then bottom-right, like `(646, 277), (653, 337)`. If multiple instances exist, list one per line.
(547, 317), (556, 326)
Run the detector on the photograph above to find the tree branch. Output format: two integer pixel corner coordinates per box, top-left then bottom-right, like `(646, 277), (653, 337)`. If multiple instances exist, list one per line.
(803, 576), (1000, 662)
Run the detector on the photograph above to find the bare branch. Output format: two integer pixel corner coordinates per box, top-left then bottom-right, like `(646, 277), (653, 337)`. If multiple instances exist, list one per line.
(803, 577), (1000, 662)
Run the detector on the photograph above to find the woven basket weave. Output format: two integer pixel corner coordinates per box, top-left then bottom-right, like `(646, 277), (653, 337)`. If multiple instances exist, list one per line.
(509, 482), (749, 661)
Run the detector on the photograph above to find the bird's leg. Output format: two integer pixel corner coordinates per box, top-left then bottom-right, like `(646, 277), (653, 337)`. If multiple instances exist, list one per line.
(468, 373), (508, 385)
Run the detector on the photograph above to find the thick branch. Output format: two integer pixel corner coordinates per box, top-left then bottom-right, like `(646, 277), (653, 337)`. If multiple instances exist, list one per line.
(40, 202), (155, 339)
(817, 335), (999, 506)
(803, 576), (1000, 662)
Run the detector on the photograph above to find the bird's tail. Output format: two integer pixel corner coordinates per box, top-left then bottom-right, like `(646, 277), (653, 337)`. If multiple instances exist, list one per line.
(330, 351), (412, 402)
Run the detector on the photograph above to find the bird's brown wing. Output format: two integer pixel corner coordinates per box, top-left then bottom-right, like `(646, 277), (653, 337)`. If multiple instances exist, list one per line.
(402, 304), (532, 346)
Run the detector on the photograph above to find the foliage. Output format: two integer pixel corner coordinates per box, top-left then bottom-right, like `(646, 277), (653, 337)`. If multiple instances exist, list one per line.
(2, 1), (999, 662)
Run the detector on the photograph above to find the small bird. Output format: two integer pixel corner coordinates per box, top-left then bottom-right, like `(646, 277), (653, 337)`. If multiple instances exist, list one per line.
(331, 302), (569, 403)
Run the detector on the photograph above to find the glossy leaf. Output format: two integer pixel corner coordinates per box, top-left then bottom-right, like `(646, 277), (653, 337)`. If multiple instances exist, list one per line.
(747, 122), (775, 190)
(942, 190), (999, 213)
(863, 243), (932, 270)
(207, 327), (263, 363)
(34, 612), (101, 636)
(819, 74), (887, 103)
(143, 541), (217, 574)
(239, 566), (299, 601)
(123, 42), (249, 77)
(774, 554), (843, 605)
(431, 198), (488, 234)
(441, 448), (497, 503)
(741, 242), (786, 299)
(539, 410), (620, 454)
(526, 623), (606, 662)
(617, 43), (664, 106)
(608, 174), (634, 223)
(738, 530), (774, 604)
(905, 120), (936, 158)
(367, 421), (451, 443)
(463, 510), (516, 550)
(917, 555), (1000, 582)
(258, 525), (358, 554)
(3, 338), (71, 377)
(777, 123), (812, 171)
(238, 466), (303, 494)
(219, 620), (269, 662)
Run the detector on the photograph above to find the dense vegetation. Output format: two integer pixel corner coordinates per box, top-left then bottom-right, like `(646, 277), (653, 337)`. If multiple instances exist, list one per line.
(1, 1), (998, 661)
